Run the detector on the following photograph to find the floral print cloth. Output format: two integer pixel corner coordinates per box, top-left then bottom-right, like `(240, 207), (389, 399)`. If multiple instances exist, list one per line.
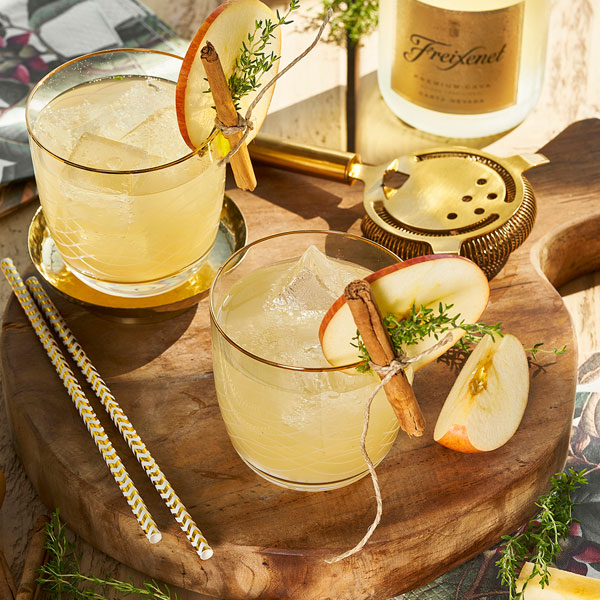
(0, 0), (186, 183)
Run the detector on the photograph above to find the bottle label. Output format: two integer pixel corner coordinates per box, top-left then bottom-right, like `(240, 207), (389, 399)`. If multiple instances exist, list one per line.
(391, 1), (524, 114)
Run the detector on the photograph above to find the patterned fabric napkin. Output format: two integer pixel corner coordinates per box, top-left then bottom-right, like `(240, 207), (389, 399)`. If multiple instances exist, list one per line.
(0, 0), (186, 184)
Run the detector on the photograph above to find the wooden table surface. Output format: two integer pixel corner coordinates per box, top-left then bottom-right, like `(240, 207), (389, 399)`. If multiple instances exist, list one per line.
(0, 0), (599, 597)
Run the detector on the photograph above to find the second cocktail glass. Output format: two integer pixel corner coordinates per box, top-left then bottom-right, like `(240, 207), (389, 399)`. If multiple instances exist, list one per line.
(26, 49), (225, 298)
(210, 230), (401, 491)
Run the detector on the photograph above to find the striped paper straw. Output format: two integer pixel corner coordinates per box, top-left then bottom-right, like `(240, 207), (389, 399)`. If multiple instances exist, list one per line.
(1, 259), (161, 545)
(25, 276), (214, 560)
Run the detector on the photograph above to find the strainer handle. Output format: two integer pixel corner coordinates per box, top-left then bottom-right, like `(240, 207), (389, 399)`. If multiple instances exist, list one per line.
(505, 153), (550, 172)
(249, 134), (361, 184)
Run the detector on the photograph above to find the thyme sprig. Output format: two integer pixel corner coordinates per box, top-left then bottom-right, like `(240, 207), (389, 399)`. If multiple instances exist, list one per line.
(227, 0), (300, 109)
(496, 468), (588, 600)
(386, 303), (503, 352)
(352, 302), (503, 372)
(525, 343), (567, 361)
(352, 302), (568, 372)
(317, 0), (378, 47)
(37, 510), (176, 599)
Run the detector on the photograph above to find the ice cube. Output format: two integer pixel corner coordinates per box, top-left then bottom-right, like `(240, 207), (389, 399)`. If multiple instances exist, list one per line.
(266, 245), (359, 314)
(62, 133), (162, 196)
(73, 80), (174, 143)
(74, 103), (123, 141)
(33, 100), (95, 158)
(69, 132), (161, 170)
(121, 106), (191, 163)
(120, 79), (173, 123)
(270, 267), (335, 312)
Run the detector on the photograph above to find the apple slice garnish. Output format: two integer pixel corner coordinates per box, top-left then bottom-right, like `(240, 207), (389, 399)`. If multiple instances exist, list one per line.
(433, 333), (529, 452)
(319, 255), (490, 371)
(175, 0), (281, 150)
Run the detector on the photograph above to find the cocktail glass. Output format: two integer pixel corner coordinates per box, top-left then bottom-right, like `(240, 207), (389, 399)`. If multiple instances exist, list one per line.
(26, 48), (225, 298)
(210, 230), (401, 491)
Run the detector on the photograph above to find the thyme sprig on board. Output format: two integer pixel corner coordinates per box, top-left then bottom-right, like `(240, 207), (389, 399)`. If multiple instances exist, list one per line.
(37, 510), (176, 599)
(227, 0), (300, 109)
(525, 342), (567, 361)
(496, 468), (588, 599)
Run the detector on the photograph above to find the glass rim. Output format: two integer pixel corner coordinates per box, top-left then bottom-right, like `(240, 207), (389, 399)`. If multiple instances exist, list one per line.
(209, 229), (400, 373)
(25, 47), (217, 174)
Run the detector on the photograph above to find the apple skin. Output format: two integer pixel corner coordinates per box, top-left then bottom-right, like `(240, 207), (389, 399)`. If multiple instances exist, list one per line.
(175, 0), (280, 149)
(175, 0), (226, 149)
(433, 334), (530, 453)
(319, 254), (490, 370)
(436, 425), (479, 453)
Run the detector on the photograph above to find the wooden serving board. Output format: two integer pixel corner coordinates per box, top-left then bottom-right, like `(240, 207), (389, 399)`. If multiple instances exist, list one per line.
(2, 121), (600, 600)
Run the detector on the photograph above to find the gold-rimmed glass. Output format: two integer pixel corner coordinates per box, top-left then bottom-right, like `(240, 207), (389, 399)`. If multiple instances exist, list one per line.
(210, 230), (401, 491)
(26, 48), (225, 298)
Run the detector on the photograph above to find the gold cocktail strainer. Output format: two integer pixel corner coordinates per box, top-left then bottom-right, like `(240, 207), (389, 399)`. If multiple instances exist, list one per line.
(250, 135), (549, 279)
(361, 147), (549, 279)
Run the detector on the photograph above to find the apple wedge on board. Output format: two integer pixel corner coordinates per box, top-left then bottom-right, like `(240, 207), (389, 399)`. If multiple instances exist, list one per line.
(434, 333), (530, 453)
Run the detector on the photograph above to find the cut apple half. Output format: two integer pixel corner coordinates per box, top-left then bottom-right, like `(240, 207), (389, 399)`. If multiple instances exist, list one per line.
(319, 255), (490, 371)
(175, 0), (281, 149)
(434, 333), (529, 452)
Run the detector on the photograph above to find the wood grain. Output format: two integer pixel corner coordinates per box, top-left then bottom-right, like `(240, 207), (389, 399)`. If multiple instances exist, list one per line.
(0, 551), (16, 600)
(561, 272), (600, 360)
(0, 469), (16, 600)
(1, 121), (598, 599)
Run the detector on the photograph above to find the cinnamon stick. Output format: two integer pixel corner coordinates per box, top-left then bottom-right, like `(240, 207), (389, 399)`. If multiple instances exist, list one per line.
(344, 280), (425, 437)
(16, 515), (49, 600)
(201, 42), (257, 191)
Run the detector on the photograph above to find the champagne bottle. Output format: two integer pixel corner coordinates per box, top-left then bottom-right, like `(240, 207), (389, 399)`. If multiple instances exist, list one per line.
(377, 0), (550, 137)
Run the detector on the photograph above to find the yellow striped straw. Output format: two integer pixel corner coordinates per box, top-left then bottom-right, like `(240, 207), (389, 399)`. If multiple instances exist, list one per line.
(1, 258), (161, 546)
(25, 275), (214, 560)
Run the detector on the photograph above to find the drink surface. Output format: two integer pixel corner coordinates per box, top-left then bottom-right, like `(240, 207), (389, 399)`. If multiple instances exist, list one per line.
(378, 0), (550, 137)
(212, 247), (400, 490)
(31, 76), (225, 285)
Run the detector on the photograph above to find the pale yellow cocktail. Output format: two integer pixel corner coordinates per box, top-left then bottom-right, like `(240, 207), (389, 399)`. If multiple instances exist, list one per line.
(27, 49), (225, 297)
(210, 232), (401, 491)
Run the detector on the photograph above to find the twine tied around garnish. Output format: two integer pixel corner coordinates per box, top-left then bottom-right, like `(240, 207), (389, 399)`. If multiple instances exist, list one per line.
(373, 335), (454, 379)
(326, 280), (453, 564)
(216, 114), (253, 138)
(215, 8), (332, 166)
